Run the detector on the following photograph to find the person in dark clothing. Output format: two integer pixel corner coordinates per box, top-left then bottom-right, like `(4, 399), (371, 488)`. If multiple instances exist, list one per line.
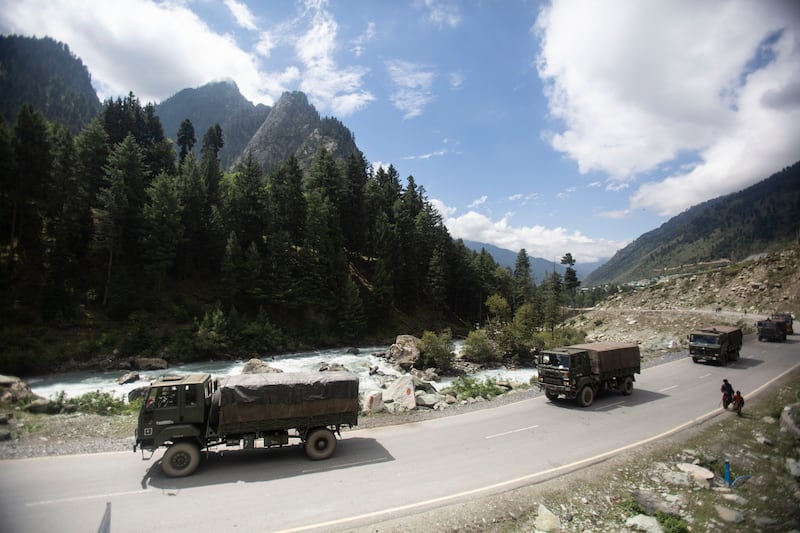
(732, 390), (744, 416)
(720, 379), (734, 409)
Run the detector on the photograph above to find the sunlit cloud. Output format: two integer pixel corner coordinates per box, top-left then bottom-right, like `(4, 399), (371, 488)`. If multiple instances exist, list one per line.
(418, 0), (462, 29)
(224, 0), (257, 31)
(535, 0), (800, 216)
(386, 59), (435, 119)
(468, 195), (488, 208)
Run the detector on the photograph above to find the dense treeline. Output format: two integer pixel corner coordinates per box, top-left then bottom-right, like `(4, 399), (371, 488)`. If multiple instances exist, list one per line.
(0, 95), (607, 375)
(0, 35), (101, 133)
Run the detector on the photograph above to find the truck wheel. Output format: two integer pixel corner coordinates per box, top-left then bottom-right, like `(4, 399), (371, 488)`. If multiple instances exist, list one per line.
(545, 390), (559, 401)
(621, 377), (634, 396)
(578, 386), (594, 407)
(692, 357), (698, 363)
(305, 428), (337, 460)
(162, 441), (200, 477)
(758, 336), (763, 342)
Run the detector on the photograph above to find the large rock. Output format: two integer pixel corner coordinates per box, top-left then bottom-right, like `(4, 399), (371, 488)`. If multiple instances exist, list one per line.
(0, 375), (38, 404)
(362, 390), (385, 413)
(625, 514), (664, 533)
(533, 503), (561, 531)
(241, 358), (283, 374)
(117, 371), (140, 385)
(389, 335), (421, 370)
(383, 375), (417, 410)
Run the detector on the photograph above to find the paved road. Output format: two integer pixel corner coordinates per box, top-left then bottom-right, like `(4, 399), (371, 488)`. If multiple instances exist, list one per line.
(1, 336), (798, 533)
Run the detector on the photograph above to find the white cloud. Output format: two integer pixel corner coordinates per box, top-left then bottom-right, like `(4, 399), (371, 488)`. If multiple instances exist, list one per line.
(255, 31), (277, 58)
(535, 0), (800, 216)
(449, 71), (464, 89)
(417, 0), (462, 29)
(352, 21), (375, 56)
(432, 201), (625, 263)
(468, 195), (488, 208)
(386, 60), (436, 119)
(599, 209), (631, 220)
(224, 0), (257, 31)
(403, 149), (446, 160)
(295, 2), (375, 116)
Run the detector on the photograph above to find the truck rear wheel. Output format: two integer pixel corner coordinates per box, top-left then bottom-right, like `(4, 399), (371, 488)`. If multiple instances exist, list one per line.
(162, 441), (200, 477)
(621, 376), (634, 395)
(578, 386), (594, 407)
(545, 389), (559, 401)
(305, 428), (337, 460)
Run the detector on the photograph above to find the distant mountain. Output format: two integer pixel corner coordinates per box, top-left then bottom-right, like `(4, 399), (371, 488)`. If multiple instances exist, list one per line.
(584, 161), (800, 287)
(0, 35), (101, 132)
(240, 91), (360, 176)
(155, 80), (270, 170)
(461, 240), (605, 281)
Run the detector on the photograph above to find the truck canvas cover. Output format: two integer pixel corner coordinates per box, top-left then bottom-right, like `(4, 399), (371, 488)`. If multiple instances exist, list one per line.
(215, 372), (359, 429)
(567, 342), (641, 375)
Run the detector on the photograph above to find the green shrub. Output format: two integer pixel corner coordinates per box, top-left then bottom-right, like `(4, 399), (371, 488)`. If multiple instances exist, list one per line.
(64, 390), (135, 415)
(461, 329), (498, 364)
(420, 330), (455, 370)
(445, 376), (504, 400)
(656, 511), (689, 533)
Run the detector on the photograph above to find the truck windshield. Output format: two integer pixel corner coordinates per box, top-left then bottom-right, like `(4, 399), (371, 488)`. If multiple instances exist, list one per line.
(690, 334), (719, 344)
(540, 353), (570, 368)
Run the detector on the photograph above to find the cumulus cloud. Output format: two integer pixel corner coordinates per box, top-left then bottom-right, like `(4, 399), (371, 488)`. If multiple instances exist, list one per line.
(224, 0), (257, 31)
(432, 201), (625, 262)
(386, 60), (436, 119)
(535, 0), (800, 216)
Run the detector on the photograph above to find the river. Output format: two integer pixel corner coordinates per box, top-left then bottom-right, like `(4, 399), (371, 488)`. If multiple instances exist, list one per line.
(27, 344), (538, 401)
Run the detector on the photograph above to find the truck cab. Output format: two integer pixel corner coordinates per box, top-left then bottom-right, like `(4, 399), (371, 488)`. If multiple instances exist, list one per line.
(136, 374), (211, 452)
(771, 312), (794, 335)
(688, 326), (742, 365)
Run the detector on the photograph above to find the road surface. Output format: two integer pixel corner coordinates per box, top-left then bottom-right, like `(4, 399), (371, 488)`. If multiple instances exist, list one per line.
(1, 336), (797, 532)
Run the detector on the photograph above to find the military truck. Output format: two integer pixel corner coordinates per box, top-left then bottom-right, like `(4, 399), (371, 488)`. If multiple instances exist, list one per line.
(536, 342), (641, 407)
(134, 371), (359, 477)
(757, 319), (786, 342)
(688, 326), (742, 365)
(771, 312), (794, 335)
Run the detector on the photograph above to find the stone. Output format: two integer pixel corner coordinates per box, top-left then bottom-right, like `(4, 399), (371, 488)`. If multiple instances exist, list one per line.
(383, 375), (417, 410)
(533, 503), (561, 532)
(786, 458), (800, 479)
(241, 358), (282, 374)
(362, 390), (384, 413)
(117, 371), (140, 385)
(389, 335), (421, 370)
(630, 489), (681, 516)
(714, 504), (745, 523)
(415, 392), (442, 408)
(625, 514), (664, 533)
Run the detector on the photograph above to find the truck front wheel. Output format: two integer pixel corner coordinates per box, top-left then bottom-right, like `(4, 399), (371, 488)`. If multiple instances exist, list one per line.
(162, 441), (200, 477)
(578, 386), (595, 407)
(545, 389), (559, 401)
(305, 428), (337, 460)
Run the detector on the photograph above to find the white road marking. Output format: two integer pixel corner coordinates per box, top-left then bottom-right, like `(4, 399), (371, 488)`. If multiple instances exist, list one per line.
(659, 385), (678, 392)
(485, 425), (539, 439)
(699, 373), (712, 379)
(27, 489), (151, 507)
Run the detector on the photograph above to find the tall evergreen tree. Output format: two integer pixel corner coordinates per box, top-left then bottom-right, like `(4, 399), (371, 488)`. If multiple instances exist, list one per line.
(142, 172), (183, 292)
(177, 118), (196, 163)
(512, 249), (534, 309)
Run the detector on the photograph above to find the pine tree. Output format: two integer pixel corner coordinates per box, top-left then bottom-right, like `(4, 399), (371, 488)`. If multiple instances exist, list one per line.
(177, 118), (196, 163)
(142, 172), (183, 292)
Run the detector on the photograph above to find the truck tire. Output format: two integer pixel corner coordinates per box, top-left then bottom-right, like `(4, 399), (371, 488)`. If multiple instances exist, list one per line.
(692, 357), (698, 363)
(577, 386), (594, 407)
(621, 376), (634, 395)
(545, 389), (559, 401)
(162, 441), (200, 477)
(305, 428), (337, 460)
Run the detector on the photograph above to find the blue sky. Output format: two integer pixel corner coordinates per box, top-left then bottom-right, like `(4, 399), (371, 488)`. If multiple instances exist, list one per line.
(2, 0), (799, 264)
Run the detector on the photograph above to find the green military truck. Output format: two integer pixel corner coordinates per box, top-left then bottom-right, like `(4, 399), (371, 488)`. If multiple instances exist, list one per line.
(688, 326), (742, 365)
(536, 342), (641, 407)
(771, 312), (794, 335)
(134, 371), (359, 477)
(757, 319), (786, 342)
